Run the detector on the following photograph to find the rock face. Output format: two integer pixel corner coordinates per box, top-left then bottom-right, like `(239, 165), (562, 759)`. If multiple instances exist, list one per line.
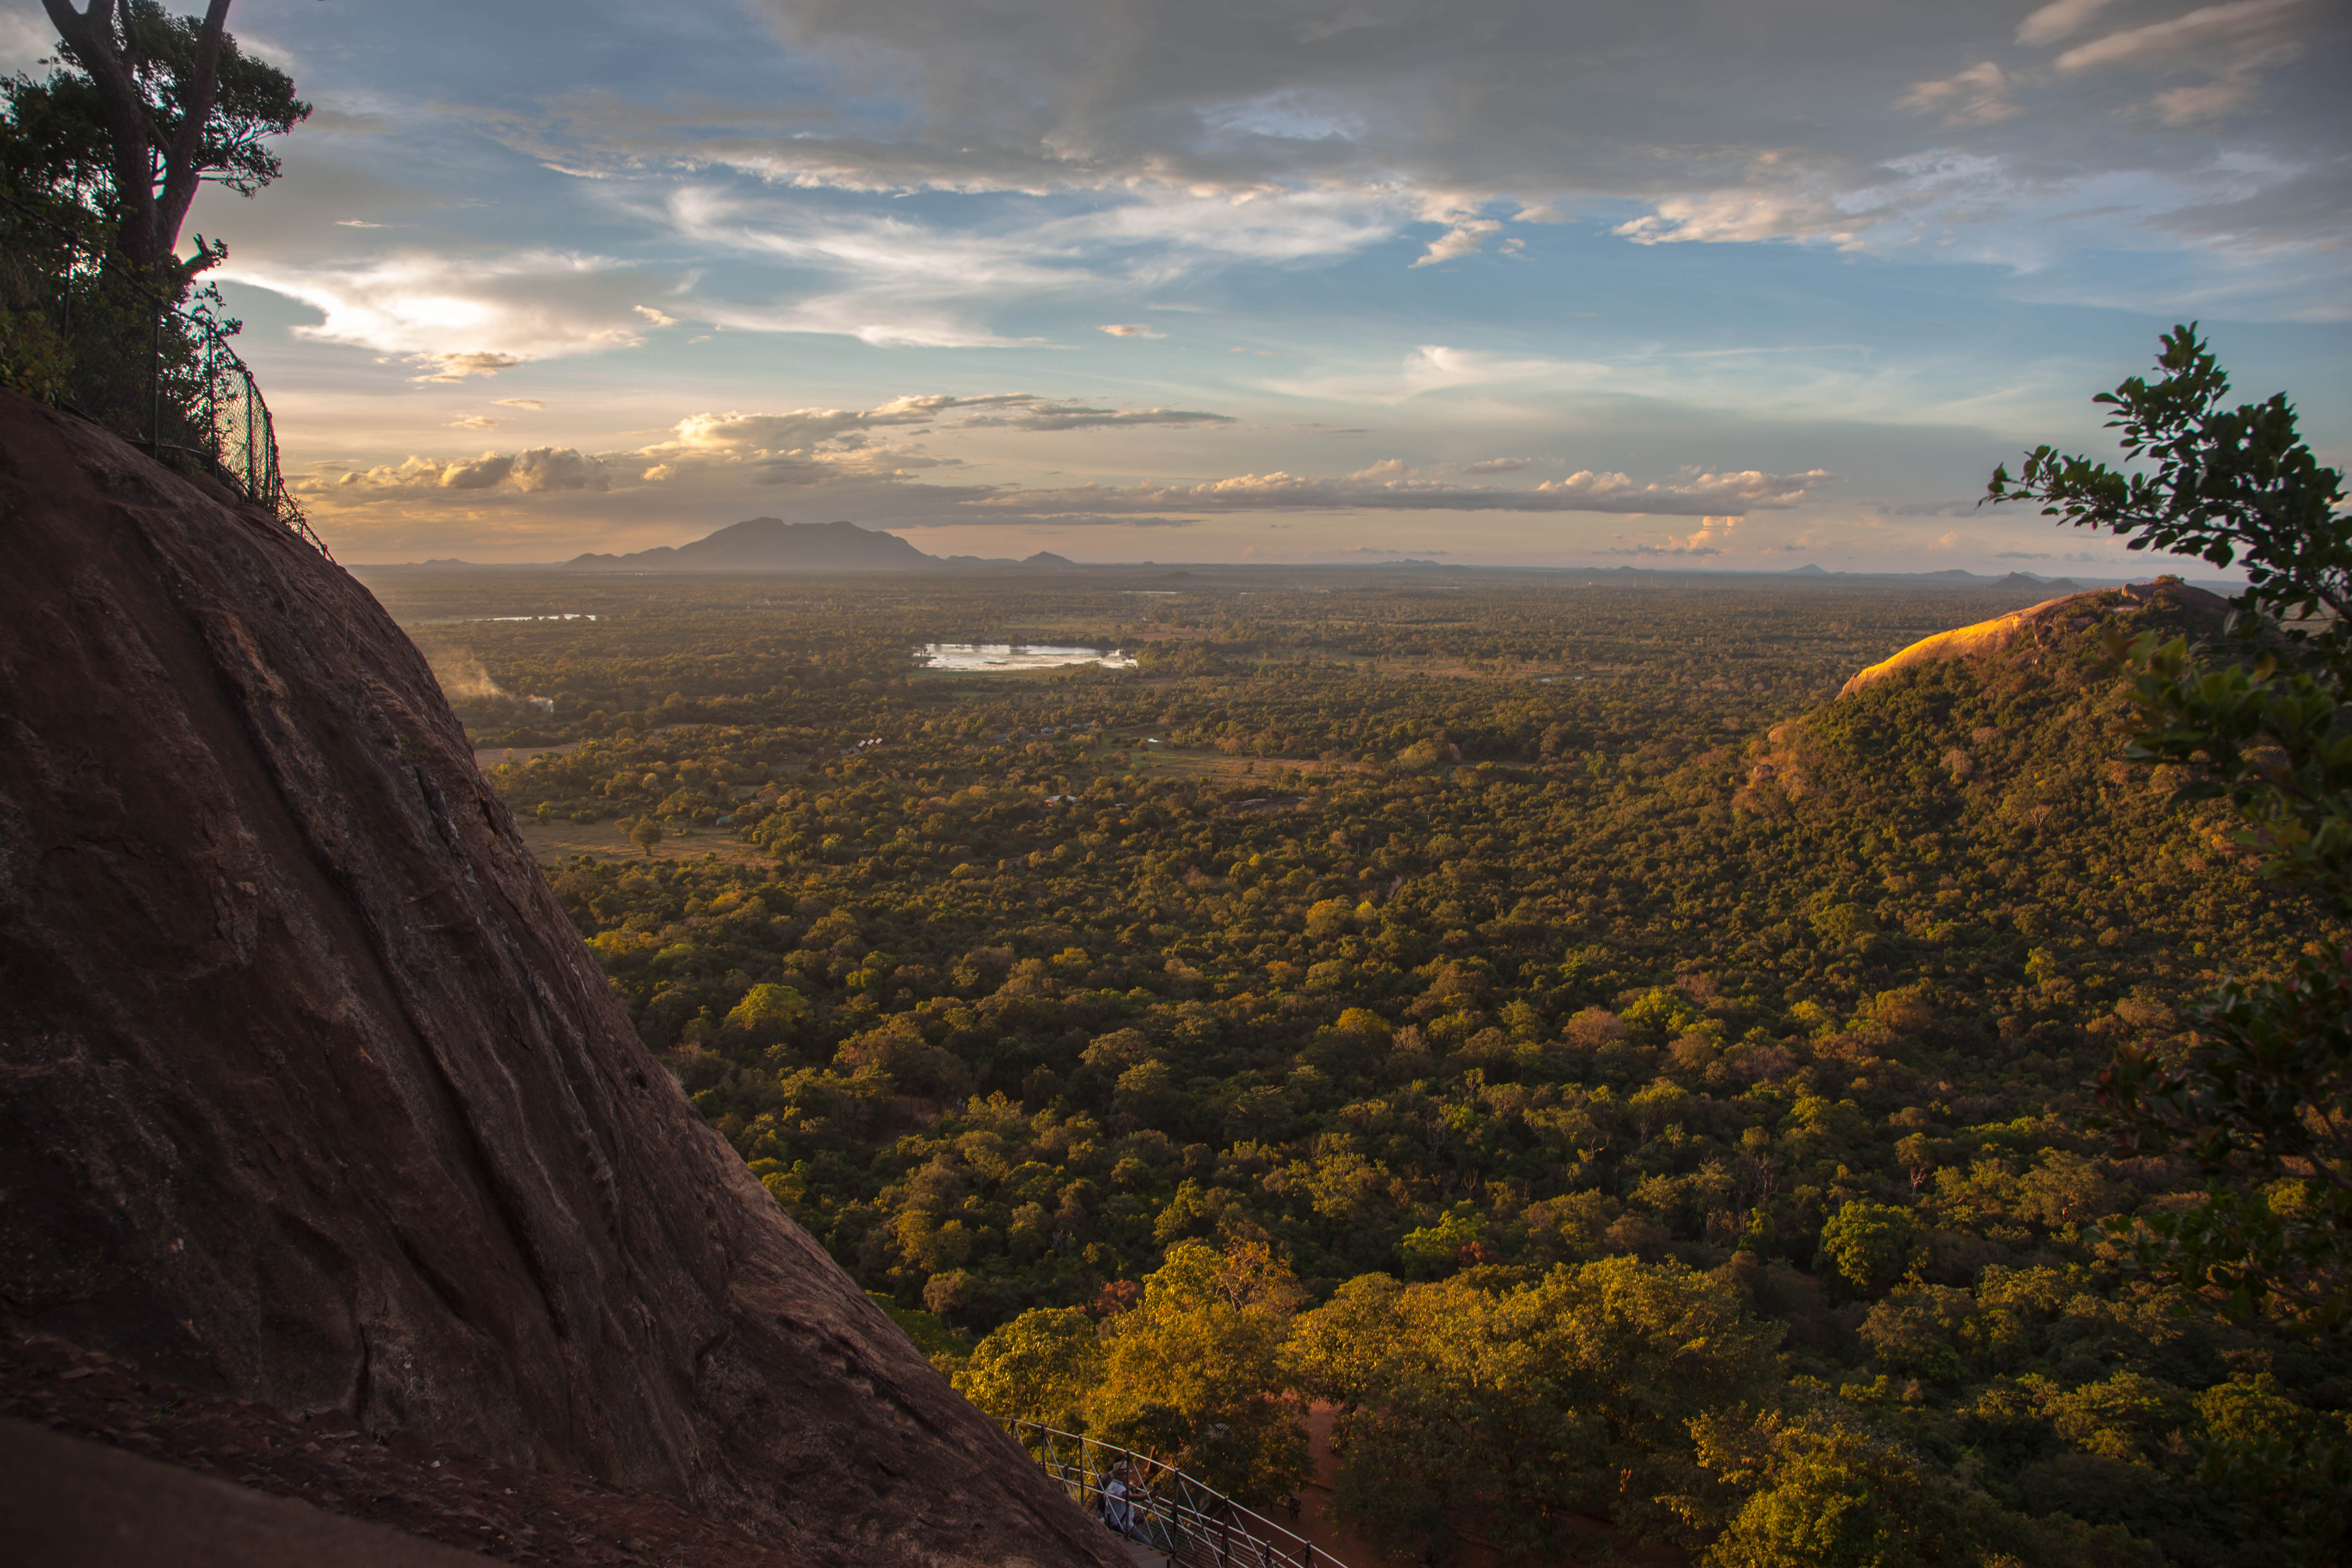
(0, 395), (1120, 1568)
(1837, 578), (2231, 699)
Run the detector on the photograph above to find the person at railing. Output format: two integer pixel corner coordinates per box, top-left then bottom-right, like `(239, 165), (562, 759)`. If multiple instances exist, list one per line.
(1101, 1460), (1142, 1541)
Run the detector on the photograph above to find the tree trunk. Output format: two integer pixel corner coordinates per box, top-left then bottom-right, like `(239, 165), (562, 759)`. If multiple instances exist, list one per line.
(38, 0), (232, 294)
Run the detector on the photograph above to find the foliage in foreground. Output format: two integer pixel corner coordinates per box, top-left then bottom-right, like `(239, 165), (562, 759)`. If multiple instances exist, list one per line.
(1992, 325), (2351, 1330)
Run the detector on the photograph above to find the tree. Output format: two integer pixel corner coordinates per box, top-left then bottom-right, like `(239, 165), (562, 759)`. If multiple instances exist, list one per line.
(1987, 325), (2352, 1328)
(1087, 1238), (1308, 1503)
(952, 1305), (1101, 1434)
(722, 982), (807, 1048)
(629, 817), (663, 856)
(1288, 1258), (1780, 1561)
(1689, 1413), (1962, 1568)
(1818, 1201), (1920, 1299)
(22, 0), (307, 287)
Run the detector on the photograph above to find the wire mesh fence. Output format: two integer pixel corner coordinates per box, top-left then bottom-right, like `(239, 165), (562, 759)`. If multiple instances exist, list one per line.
(0, 188), (332, 562)
(1001, 1419), (1350, 1568)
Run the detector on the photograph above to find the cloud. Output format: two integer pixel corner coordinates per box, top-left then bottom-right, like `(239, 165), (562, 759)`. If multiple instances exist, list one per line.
(1599, 514), (1746, 557)
(1460, 457), (1534, 474)
(418, 351), (526, 382)
(493, 398), (545, 409)
(648, 394), (1235, 456)
(1995, 549), (2054, 558)
(1411, 218), (1502, 267)
(633, 304), (681, 326)
(1899, 62), (2019, 126)
(968, 465), (1830, 518)
(1099, 323), (1166, 338)
(1275, 344), (1597, 402)
(212, 250), (656, 369)
(329, 447), (611, 496)
(1880, 498), (1982, 516)
(447, 416), (499, 429)
(709, 0), (2339, 311)
(1011, 515), (1202, 528)
(334, 218), (389, 229)
(2054, 0), (2303, 70)
(961, 403), (1236, 431)
(2050, 0), (2312, 122)
(2017, 0), (2120, 45)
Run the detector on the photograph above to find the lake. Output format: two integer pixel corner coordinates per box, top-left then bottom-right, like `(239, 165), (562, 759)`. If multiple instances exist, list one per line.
(916, 643), (1135, 672)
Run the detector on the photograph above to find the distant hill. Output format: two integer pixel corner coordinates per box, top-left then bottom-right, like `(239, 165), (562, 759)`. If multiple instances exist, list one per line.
(1838, 577), (2228, 699)
(567, 518), (941, 572)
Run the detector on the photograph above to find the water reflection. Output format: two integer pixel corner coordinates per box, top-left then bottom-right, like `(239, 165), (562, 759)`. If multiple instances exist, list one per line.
(916, 643), (1135, 672)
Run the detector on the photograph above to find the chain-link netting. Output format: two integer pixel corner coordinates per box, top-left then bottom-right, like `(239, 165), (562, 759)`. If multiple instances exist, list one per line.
(1, 190), (332, 561)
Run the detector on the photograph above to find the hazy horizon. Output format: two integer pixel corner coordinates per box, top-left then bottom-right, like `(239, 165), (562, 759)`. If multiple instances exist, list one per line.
(15, 0), (2343, 573)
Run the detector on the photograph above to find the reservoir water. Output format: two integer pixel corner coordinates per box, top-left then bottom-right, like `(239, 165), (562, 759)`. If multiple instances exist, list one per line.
(916, 643), (1135, 672)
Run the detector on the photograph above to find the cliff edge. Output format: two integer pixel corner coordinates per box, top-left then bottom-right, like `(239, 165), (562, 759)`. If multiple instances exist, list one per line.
(0, 393), (1118, 1568)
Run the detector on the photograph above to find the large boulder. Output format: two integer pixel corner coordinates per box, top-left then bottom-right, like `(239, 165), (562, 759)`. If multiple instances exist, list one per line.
(0, 393), (1117, 1568)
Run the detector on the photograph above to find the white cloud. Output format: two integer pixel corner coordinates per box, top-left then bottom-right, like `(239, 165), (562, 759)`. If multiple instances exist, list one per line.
(633, 304), (681, 326)
(1099, 323), (1166, 337)
(493, 398), (545, 409)
(212, 250), (654, 368)
(1411, 218), (1502, 267)
(2016, 0), (2120, 46)
(447, 415), (499, 429)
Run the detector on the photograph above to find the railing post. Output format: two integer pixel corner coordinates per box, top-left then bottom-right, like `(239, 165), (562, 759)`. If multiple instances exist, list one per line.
(147, 305), (162, 447)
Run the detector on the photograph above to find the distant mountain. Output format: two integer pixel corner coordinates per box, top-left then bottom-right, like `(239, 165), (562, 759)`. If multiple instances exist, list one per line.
(1785, 563), (1828, 575)
(566, 518), (941, 572)
(1022, 551), (1078, 570)
(1998, 571), (2080, 593)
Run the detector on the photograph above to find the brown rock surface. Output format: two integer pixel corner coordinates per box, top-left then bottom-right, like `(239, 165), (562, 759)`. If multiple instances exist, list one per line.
(1, 1334), (797, 1565)
(0, 393), (1122, 1568)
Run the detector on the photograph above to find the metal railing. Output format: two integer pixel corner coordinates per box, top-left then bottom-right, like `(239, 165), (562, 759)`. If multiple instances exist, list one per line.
(1001, 1419), (1351, 1568)
(0, 187), (333, 561)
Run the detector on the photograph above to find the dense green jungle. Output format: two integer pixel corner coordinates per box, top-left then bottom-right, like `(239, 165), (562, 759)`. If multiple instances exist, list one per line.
(364, 563), (2345, 1568)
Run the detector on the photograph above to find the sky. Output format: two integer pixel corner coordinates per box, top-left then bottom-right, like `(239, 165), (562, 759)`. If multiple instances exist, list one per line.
(9, 0), (2347, 569)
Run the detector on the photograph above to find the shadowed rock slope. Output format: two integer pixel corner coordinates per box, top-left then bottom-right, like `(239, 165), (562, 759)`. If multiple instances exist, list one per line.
(0, 394), (1119, 1568)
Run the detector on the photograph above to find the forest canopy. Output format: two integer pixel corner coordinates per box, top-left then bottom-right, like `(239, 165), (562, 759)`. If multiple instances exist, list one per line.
(374, 462), (2346, 1566)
